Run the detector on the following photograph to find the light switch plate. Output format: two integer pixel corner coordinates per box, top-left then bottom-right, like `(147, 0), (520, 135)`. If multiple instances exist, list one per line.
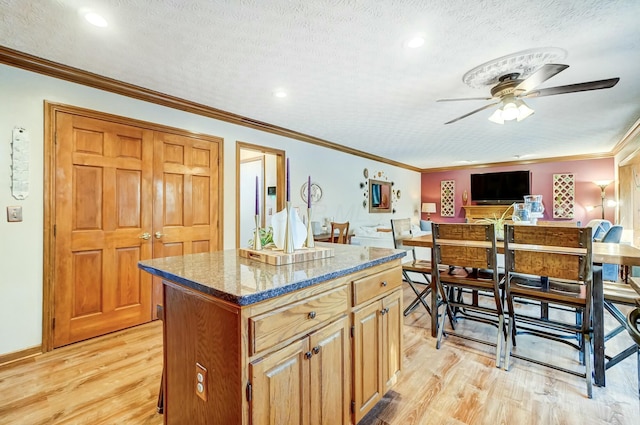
(7, 206), (22, 222)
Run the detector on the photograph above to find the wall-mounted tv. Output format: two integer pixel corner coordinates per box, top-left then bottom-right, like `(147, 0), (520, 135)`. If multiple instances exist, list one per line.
(470, 170), (531, 205)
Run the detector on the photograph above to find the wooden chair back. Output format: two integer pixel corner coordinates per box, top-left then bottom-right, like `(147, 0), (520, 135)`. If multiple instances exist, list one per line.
(504, 225), (592, 281)
(432, 223), (498, 271)
(330, 221), (350, 244)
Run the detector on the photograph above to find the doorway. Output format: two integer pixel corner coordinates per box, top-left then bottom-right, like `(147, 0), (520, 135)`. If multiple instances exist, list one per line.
(236, 142), (285, 248)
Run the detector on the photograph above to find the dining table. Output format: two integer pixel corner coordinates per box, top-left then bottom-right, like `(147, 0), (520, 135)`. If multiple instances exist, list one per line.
(402, 234), (640, 387)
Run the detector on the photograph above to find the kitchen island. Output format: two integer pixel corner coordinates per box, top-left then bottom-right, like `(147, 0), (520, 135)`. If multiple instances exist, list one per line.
(138, 243), (405, 425)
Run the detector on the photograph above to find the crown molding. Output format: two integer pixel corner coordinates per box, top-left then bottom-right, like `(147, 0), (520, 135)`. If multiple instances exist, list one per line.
(420, 151), (613, 173)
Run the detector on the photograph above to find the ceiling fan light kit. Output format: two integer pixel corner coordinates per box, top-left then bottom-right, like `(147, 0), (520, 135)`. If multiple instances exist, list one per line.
(488, 96), (535, 124)
(439, 47), (620, 125)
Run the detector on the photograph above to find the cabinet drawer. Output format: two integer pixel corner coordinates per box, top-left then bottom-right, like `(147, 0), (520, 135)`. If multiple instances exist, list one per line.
(250, 285), (348, 355)
(352, 267), (401, 306)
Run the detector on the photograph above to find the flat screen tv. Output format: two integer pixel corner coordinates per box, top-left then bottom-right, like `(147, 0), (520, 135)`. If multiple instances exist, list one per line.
(470, 170), (531, 205)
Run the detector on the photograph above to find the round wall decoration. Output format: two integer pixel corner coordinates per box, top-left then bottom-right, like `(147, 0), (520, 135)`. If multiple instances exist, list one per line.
(301, 182), (323, 204)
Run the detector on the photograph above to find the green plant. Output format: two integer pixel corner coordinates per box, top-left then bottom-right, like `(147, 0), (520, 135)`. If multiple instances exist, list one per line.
(475, 203), (515, 239)
(248, 226), (275, 247)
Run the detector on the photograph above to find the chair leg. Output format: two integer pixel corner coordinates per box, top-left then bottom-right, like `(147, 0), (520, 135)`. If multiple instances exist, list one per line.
(436, 301), (447, 349)
(504, 314), (513, 371)
(506, 296), (517, 347)
(585, 333), (593, 399)
(496, 314), (504, 368)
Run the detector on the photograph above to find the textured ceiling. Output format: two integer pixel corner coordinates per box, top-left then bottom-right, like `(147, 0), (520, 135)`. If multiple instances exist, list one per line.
(1, 0), (639, 170)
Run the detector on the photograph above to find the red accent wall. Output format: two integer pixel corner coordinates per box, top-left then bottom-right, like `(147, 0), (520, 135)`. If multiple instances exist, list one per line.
(421, 158), (615, 224)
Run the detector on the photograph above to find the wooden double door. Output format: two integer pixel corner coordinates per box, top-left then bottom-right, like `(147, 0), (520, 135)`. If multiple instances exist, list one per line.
(50, 105), (222, 348)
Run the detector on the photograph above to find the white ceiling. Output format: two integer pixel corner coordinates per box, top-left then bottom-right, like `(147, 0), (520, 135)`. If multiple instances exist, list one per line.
(1, 0), (639, 170)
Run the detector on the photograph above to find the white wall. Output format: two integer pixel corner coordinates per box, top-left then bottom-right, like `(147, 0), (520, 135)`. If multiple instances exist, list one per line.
(0, 63), (421, 356)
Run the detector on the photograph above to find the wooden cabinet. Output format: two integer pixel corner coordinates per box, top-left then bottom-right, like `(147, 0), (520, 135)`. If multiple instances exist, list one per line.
(351, 268), (403, 423)
(250, 316), (350, 425)
(160, 259), (402, 425)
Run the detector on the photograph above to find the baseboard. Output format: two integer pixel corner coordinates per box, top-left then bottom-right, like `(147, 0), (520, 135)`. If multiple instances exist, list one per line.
(0, 345), (42, 368)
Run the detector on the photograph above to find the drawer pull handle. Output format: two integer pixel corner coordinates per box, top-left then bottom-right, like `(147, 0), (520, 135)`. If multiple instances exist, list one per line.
(304, 351), (312, 359)
(308, 311), (317, 319)
(312, 346), (321, 355)
(381, 281), (388, 287)
(380, 307), (389, 315)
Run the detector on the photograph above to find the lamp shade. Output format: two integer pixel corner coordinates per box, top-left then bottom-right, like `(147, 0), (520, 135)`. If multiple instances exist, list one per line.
(421, 202), (436, 213)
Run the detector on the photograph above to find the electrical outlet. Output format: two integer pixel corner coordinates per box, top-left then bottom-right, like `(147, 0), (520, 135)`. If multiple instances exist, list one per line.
(195, 363), (207, 401)
(7, 206), (22, 222)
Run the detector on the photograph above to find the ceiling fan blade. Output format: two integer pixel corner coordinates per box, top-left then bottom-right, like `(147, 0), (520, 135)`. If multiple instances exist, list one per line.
(437, 97), (494, 102)
(514, 63), (569, 93)
(444, 101), (501, 125)
(521, 78), (620, 98)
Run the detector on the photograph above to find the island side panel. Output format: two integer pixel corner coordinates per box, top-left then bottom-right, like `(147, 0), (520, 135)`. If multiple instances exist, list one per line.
(164, 281), (243, 425)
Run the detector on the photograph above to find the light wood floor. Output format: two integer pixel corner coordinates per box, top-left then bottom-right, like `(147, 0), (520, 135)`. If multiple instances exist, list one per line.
(1, 286), (638, 425)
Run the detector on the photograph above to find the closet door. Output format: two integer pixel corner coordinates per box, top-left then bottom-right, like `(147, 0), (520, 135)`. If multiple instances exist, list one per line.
(151, 132), (221, 311)
(53, 112), (154, 347)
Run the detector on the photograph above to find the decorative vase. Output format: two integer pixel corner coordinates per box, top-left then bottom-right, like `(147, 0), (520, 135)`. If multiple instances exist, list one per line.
(252, 215), (262, 250)
(306, 208), (315, 248)
(283, 201), (295, 253)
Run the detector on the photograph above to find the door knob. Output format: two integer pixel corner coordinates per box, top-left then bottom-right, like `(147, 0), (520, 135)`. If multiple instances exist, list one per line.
(155, 232), (165, 239)
(139, 232), (151, 240)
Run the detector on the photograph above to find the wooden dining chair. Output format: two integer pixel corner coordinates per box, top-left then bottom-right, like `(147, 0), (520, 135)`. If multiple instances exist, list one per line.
(503, 224), (593, 398)
(431, 222), (506, 368)
(329, 221), (350, 244)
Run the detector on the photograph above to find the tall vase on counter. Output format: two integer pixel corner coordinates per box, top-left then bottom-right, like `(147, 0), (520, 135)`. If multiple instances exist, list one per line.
(306, 207), (314, 248)
(283, 202), (295, 253)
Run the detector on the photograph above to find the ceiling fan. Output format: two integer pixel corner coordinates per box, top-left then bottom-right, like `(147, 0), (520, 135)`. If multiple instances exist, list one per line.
(438, 64), (620, 125)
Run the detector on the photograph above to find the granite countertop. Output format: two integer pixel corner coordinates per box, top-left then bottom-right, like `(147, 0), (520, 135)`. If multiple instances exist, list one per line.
(138, 243), (405, 306)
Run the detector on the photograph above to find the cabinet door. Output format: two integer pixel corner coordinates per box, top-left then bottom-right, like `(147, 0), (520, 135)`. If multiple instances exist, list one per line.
(309, 317), (351, 425)
(250, 339), (310, 425)
(382, 289), (403, 389)
(352, 301), (383, 423)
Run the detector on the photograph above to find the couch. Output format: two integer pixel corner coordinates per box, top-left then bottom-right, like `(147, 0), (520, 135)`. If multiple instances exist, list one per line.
(351, 220), (432, 261)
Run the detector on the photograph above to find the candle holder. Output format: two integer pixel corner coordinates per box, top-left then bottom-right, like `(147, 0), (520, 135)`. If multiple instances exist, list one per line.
(283, 201), (295, 254)
(252, 215), (262, 251)
(305, 207), (315, 248)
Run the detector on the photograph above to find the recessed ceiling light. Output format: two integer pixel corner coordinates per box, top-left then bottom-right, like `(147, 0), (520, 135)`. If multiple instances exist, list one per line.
(84, 12), (108, 27)
(406, 36), (425, 49)
(273, 90), (287, 98)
